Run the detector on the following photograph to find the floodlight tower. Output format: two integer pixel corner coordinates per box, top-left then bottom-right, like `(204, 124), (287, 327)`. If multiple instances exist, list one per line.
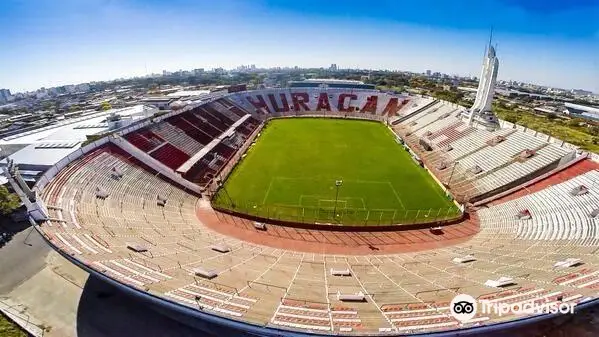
(447, 161), (460, 186)
(333, 180), (343, 219)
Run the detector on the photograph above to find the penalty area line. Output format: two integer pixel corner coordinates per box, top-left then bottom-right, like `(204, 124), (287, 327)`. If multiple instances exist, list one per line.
(262, 178), (275, 205)
(387, 181), (406, 210)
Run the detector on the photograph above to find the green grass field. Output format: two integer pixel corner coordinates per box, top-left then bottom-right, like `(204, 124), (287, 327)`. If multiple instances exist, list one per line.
(213, 118), (460, 225)
(0, 313), (27, 337)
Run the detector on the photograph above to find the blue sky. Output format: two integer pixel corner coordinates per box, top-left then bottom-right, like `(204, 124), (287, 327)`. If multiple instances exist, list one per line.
(1, 0), (598, 93)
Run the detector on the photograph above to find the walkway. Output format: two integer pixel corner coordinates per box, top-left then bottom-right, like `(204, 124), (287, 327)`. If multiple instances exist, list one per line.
(196, 207), (480, 255)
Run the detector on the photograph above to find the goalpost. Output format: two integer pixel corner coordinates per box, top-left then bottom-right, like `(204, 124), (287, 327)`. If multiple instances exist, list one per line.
(317, 199), (348, 210)
(317, 199), (347, 221)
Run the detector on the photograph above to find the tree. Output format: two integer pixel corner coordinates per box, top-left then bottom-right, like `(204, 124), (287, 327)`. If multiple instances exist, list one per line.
(42, 101), (54, 111)
(81, 133), (108, 147)
(503, 112), (519, 124)
(0, 185), (20, 215)
(587, 126), (599, 136)
(496, 101), (508, 109)
(100, 101), (112, 111)
(546, 113), (557, 120)
(567, 118), (582, 127)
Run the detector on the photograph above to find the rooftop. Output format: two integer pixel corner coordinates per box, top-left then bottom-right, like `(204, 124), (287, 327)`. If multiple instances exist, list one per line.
(166, 90), (211, 98)
(0, 105), (154, 169)
(565, 102), (599, 115)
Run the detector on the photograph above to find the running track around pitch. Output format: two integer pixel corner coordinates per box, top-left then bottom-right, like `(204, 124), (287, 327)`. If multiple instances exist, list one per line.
(196, 206), (480, 255)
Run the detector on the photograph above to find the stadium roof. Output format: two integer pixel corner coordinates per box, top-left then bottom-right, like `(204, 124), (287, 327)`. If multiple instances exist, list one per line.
(565, 102), (599, 121)
(166, 90), (211, 98)
(565, 102), (599, 114)
(141, 96), (175, 102)
(0, 105), (154, 170)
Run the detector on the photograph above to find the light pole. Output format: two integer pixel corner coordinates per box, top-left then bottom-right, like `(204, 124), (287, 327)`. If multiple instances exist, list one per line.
(332, 180), (343, 220)
(447, 161), (459, 186)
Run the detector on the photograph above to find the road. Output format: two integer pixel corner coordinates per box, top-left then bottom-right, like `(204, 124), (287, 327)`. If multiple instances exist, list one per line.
(0, 227), (50, 295)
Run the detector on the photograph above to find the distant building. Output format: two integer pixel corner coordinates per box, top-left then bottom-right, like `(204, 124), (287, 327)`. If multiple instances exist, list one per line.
(288, 79), (374, 90)
(0, 105), (155, 181)
(426, 70), (432, 76)
(565, 102), (599, 121)
(35, 90), (49, 99)
(0, 89), (11, 103)
(571, 89), (594, 96)
(227, 84), (247, 93)
(141, 97), (176, 110)
(533, 106), (558, 115)
(166, 90), (211, 99)
(329, 64), (338, 71)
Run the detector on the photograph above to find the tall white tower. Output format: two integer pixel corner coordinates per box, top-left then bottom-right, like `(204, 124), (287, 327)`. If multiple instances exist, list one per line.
(465, 33), (500, 129)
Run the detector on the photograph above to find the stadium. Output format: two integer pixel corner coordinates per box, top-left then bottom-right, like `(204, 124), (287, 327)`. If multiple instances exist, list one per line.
(10, 47), (599, 336)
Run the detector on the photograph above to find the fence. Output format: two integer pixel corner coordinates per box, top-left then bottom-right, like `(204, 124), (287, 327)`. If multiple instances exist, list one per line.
(212, 194), (462, 227)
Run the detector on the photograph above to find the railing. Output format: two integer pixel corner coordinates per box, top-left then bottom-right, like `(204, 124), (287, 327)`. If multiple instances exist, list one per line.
(211, 194), (462, 227)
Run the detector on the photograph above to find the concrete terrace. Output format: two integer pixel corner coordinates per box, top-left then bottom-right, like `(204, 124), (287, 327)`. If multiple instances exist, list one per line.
(33, 143), (599, 335)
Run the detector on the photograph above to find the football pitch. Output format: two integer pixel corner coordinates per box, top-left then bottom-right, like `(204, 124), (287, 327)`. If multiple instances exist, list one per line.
(213, 118), (460, 226)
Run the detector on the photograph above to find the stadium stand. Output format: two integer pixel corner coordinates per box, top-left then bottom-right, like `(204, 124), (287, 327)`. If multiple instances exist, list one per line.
(27, 89), (599, 336)
(478, 170), (599, 243)
(488, 158), (599, 205)
(121, 97), (259, 187)
(124, 130), (165, 153)
(35, 138), (599, 335)
(119, 91), (577, 205)
(227, 88), (412, 118)
(166, 114), (216, 144)
(393, 100), (576, 202)
(150, 122), (205, 156)
(390, 98), (437, 125)
(149, 143), (190, 170)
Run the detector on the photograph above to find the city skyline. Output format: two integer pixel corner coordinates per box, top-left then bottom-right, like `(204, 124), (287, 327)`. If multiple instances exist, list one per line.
(1, 0), (598, 93)
(7, 64), (589, 95)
